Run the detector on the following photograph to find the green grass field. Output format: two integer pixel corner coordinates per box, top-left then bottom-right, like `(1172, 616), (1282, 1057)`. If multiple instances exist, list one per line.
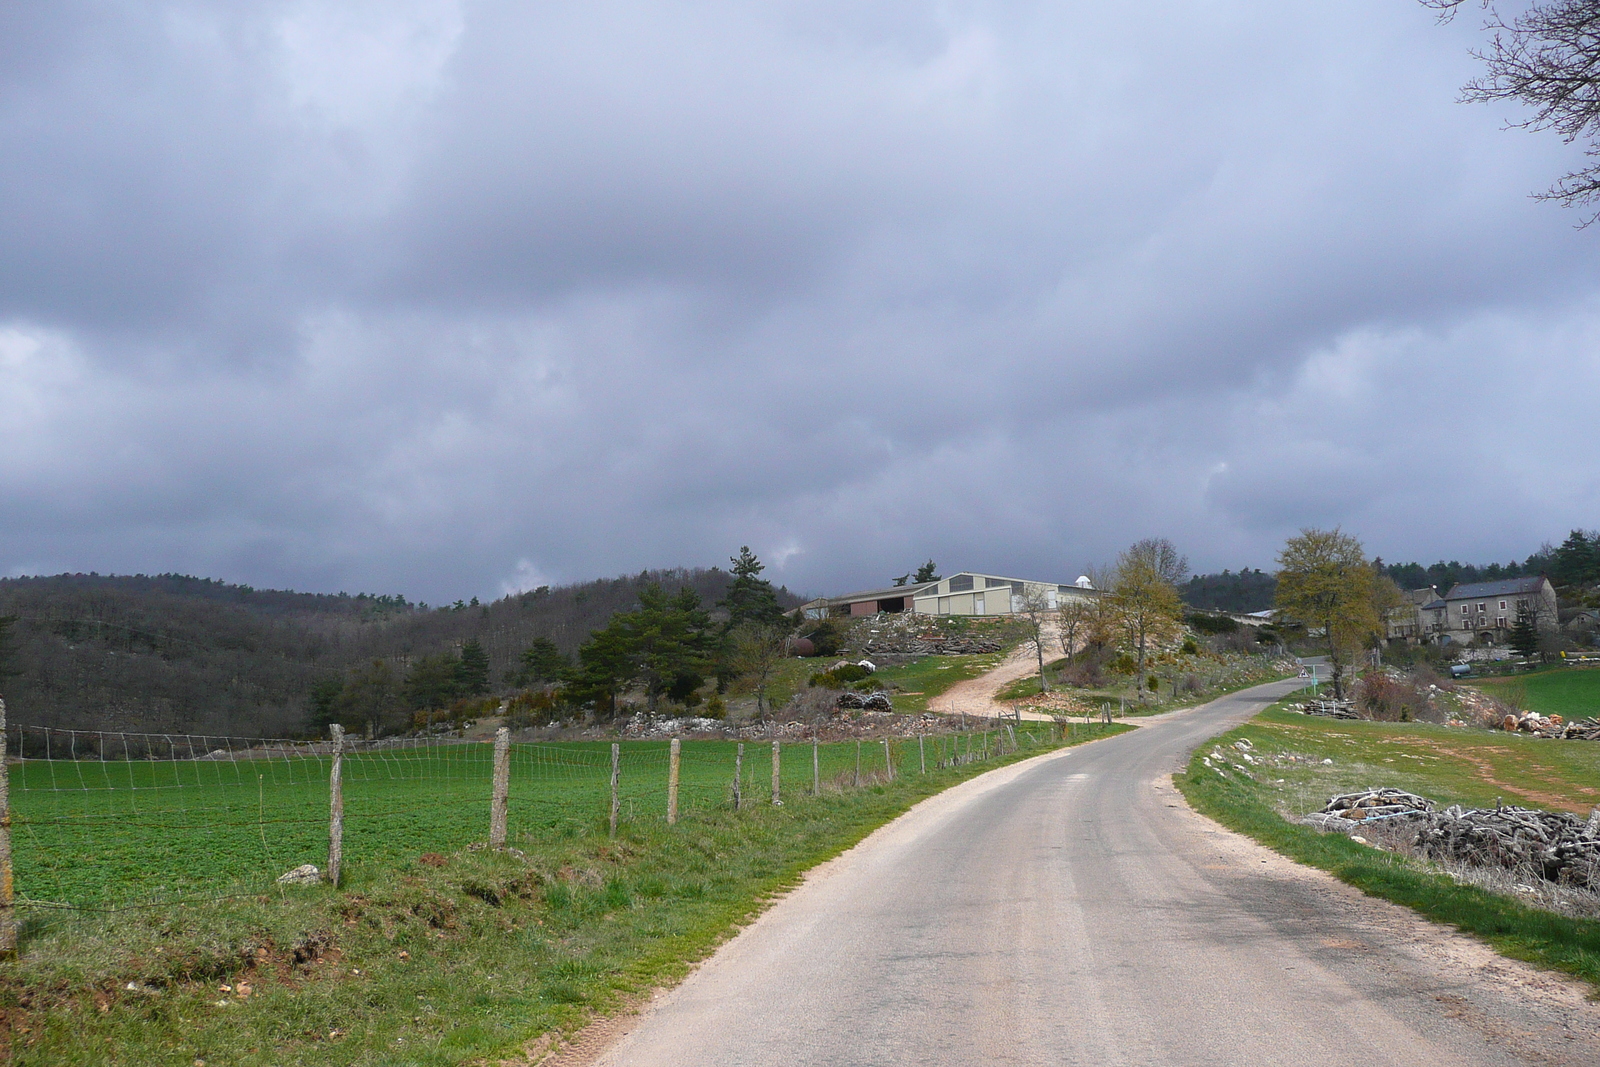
(1475, 666), (1600, 720)
(3, 724), (1125, 1067)
(12, 735), (1020, 910)
(1176, 696), (1600, 992)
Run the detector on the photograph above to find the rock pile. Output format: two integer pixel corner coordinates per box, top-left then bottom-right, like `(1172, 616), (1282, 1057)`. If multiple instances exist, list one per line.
(1496, 711), (1600, 739)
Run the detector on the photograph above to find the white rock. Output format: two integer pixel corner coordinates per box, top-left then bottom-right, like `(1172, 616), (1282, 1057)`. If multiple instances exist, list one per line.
(1321, 758), (1333, 765)
(276, 863), (321, 886)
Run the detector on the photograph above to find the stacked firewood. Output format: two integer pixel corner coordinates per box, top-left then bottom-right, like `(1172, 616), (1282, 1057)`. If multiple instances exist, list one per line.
(1415, 803), (1600, 886)
(861, 635), (1003, 655)
(1294, 699), (1359, 719)
(836, 692), (894, 711)
(1308, 788), (1600, 888)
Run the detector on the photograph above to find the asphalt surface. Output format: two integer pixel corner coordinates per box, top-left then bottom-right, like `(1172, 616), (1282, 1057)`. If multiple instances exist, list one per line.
(591, 680), (1600, 1067)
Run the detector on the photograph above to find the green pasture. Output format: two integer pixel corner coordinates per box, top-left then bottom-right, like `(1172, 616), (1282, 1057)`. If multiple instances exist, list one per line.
(1475, 666), (1600, 720)
(11, 732), (1034, 909)
(4, 723), (1123, 1067)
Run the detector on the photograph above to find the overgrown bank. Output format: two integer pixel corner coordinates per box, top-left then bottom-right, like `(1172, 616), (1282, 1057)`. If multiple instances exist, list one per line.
(2, 723), (1127, 1066)
(1175, 698), (1600, 991)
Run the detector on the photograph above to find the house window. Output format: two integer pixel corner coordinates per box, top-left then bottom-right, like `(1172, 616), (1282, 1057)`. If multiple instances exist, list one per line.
(948, 575), (974, 592)
(1478, 603), (1486, 612)
(1461, 605), (1469, 615)
(1500, 601), (1507, 610)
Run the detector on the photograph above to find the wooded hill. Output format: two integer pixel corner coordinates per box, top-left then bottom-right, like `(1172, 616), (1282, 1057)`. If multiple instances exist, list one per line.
(0, 569), (800, 737)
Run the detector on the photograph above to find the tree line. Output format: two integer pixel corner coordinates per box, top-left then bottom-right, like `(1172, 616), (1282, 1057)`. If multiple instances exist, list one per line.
(0, 563), (800, 737)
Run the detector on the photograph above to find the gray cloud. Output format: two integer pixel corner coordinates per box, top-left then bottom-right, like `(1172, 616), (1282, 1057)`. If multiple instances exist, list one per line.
(2, 1), (1598, 602)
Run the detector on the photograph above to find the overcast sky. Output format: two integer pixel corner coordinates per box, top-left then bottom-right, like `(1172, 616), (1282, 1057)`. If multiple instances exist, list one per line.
(2, 1), (1597, 602)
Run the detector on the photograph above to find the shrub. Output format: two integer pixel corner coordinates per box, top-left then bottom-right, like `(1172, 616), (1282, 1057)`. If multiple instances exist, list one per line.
(809, 663), (871, 687)
(1180, 637), (1200, 655)
(1185, 612), (1239, 634)
(504, 687), (564, 729)
(702, 693), (726, 719)
(801, 618), (850, 656)
(1109, 652), (1137, 676)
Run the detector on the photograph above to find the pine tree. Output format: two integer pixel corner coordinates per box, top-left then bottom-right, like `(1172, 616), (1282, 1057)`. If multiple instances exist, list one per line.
(719, 547), (788, 629)
(914, 559), (940, 583)
(518, 637), (568, 685)
(456, 638), (491, 696)
(1509, 606), (1540, 658)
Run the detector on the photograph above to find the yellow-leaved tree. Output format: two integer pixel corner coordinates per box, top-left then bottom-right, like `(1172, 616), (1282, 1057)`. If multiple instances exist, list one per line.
(1111, 539), (1187, 702)
(1274, 528), (1397, 700)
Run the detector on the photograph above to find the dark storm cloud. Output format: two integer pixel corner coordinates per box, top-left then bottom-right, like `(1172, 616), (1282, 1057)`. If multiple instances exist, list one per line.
(2, 1), (1598, 602)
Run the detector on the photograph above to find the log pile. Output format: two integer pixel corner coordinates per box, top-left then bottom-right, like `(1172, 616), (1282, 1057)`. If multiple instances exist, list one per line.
(836, 692), (894, 711)
(861, 635), (1003, 655)
(1294, 699), (1359, 719)
(1415, 803), (1600, 886)
(1306, 788), (1600, 889)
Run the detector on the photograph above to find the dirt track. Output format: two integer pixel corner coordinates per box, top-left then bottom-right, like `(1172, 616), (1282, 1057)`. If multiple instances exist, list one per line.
(927, 621), (1057, 720)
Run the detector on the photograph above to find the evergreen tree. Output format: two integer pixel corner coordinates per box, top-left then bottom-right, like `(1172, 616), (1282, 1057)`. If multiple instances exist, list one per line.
(518, 636), (568, 685)
(307, 674), (345, 730)
(914, 559), (940, 583)
(0, 614), (19, 693)
(567, 584), (718, 715)
(1551, 529), (1600, 588)
(336, 659), (402, 738)
(1509, 606), (1541, 658)
(719, 547), (788, 629)
(455, 637), (490, 696)
(405, 652), (462, 711)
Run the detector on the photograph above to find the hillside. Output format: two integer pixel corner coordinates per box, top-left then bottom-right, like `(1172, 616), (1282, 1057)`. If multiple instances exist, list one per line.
(0, 569), (801, 737)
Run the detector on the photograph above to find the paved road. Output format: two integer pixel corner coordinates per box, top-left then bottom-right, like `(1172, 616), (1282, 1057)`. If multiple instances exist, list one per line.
(589, 680), (1599, 1067)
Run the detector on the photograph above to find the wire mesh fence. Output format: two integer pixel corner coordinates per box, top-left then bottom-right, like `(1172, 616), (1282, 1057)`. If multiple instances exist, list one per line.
(0, 701), (1072, 929)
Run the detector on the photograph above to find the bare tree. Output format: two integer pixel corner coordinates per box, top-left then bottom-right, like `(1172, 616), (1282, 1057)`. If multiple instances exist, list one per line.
(1426, 0), (1600, 220)
(1015, 585), (1056, 695)
(1056, 592), (1095, 661)
(729, 621), (790, 718)
(1111, 540), (1188, 702)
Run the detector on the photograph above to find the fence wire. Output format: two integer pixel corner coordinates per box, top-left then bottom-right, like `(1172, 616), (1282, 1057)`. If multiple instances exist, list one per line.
(3, 722), (1064, 912)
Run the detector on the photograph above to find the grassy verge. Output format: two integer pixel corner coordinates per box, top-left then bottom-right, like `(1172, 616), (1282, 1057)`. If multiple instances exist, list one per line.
(1175, 698), (1600, 992)
(4, 724), (1126, 1065)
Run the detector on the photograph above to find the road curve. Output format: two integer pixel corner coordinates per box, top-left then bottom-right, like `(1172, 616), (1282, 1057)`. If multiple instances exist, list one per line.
(588, 680), (1599, 1067)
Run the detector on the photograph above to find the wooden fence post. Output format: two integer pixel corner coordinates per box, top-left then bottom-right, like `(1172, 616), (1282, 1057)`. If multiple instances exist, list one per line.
(919, 733), (926, 774)
(882, 737), (893, 781)
(0, 698), (14, 957)
(489, 726), (510, 847)
(771, 740), (782, 805)
(667, 738), (681, 825)
(812, 737), (820, 796)
(609, 743), (620, 837)
(327, 724), (344, 887)
(1006, 724), (1017, 753)
(733, 743), (743, 810)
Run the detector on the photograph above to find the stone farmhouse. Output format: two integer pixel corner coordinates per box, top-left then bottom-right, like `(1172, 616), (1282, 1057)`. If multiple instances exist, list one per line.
(802, 572), (1099, 619)
(1396, 576), (1560, 644)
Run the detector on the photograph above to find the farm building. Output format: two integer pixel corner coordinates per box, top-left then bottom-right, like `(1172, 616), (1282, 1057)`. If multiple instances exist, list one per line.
(803, 572), (1099, 619)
